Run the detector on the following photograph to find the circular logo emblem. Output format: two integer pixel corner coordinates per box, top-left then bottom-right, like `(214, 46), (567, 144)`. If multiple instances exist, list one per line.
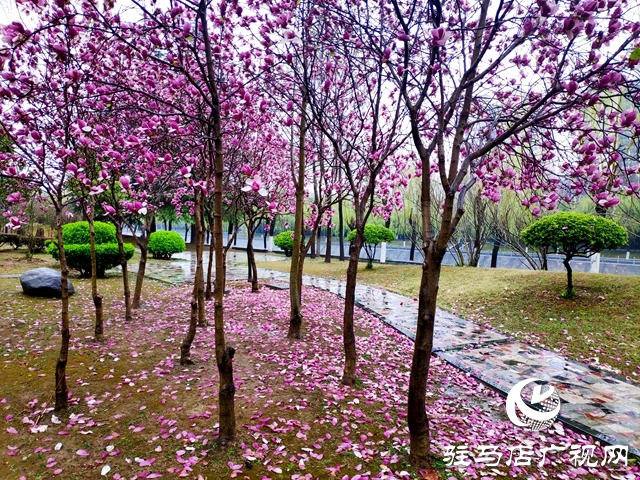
(506, 378), (561, 431)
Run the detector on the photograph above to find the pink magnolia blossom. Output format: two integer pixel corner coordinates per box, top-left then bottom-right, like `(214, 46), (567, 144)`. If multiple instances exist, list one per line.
(6, 192), (22, 203)
(241, 175), (268, 197)
(431, 27), (450, 46)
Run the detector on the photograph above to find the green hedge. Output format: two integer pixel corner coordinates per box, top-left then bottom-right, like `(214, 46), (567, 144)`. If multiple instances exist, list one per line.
(47, 220), (133, 277)
(62, 221), (117, 245)
(48, 242), (134, 277)
(274, 230), (294, 256)
(148, 231), (186, 259)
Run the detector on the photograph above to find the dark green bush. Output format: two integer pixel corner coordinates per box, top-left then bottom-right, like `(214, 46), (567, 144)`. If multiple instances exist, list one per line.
(47, 220), (133, 277)
(274, 230), (294, 256)
(148, 230), (186, 259)
(48, 242), (134, 278)
(62, 221), (116, 245)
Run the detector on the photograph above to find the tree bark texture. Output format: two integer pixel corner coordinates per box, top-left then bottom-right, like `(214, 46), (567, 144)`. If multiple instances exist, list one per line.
(288, 97), (307, 340)
(246, 224), (259, 292)
(324, 226), (332, 263)
(115, 221), (133, 321)
(132, 242), (147, 309)
(563, 257), (573, 294)
(408, 245), (444, 467)
(87, 210), (104, 342)
(205, 210), (215, 300)
(196, 201), (206, 327)
(341, 231), (363, 386)
(54, 211), (70, 412)
(338, 200), (345, 261)
(199, 0), (236, 442)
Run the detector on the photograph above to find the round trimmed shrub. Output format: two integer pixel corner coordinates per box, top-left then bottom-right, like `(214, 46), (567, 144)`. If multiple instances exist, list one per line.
(47, 220), (134, 277)
(62, 221), (117, 245)
(48, 242), (135, 277)
(148, 230), (186, 259)
(274, 230), (294, 256)
(347, 224), (395, 268)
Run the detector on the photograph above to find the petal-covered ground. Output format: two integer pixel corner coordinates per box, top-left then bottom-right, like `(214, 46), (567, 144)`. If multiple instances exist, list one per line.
(0, 270), (637, 479)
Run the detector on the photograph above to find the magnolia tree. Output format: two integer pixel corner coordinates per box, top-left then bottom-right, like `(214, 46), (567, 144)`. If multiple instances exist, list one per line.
(0, 5), (103, 410)
(302, 5), (409, 384)
(333, 0), (640, 468)
(90, 0), (273, 443)
(263, 0), (408, 355)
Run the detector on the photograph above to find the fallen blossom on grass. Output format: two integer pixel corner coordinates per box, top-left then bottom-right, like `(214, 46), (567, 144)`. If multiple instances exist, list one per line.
(0, 274), (636, 480)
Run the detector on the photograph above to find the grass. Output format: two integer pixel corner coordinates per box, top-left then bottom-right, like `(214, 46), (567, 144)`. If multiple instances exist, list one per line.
(256, 256), (640, 379)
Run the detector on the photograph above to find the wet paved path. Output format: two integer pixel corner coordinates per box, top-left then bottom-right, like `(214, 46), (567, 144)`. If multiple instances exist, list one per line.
(131, 251), (640, 457)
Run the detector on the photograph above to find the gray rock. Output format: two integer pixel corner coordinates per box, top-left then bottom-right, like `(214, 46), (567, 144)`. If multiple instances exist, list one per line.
(20, 268), (75, 298)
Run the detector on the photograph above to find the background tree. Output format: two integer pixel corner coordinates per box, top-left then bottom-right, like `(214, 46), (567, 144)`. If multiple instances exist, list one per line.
(347, 224), (395, 269)
(0, 4), (100, 409)
(522, 212), (627, 297)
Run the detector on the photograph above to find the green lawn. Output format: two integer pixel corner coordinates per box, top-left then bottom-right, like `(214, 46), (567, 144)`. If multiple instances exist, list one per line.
(256, 256), (640, 379)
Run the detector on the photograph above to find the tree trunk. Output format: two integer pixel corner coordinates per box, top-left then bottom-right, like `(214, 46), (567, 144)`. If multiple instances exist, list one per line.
(263, 221), (268, 250)
(54, 211), (70, 412)
(316, 226), (321, 258)
(342, 230), (364, 386)
(196, 202), (206, 327)
(87, 207), (104, 342)
(408, 245), (444, 468)
(563, 257), (574, 296)
(246, 226), (259, 293)
(198, 2), (237, 442)
(132, 242), (148, 309)
(288, 97), (308, 340)
(324, 225), (332, 263)
(115, 221), (133, 321)
(132, 215), (152, 309)
(310, 230), (316, 258)
(490, 239), (500, 268)
(180, 296), (198, 365)
(206, 220), (215, 301)
(181, 192), (204, 362)
(338, 200), (345, 261)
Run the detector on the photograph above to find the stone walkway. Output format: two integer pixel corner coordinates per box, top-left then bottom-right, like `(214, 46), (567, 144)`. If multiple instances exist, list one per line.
(132, 251), (640, 457)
